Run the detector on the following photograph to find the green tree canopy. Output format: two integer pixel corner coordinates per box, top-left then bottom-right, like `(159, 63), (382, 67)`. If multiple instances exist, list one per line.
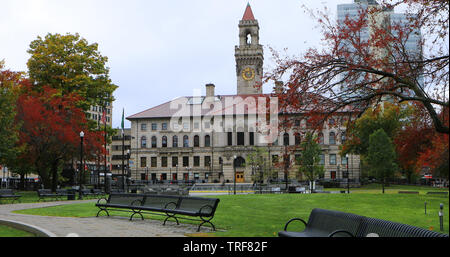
(27, 33), (117, 111)
(367, 128), (398, 193)
(297, 132), (324, 182)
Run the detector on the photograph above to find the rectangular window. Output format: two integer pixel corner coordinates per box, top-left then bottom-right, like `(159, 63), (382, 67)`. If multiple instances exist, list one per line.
(161, 156), (168, 167)
(183, 156), (189, 167)
(204, 156), (211, 167)
(249, 132), (254, 146)
(329, 154), (336, 165)
(341, 156), (348, 165)
(172, 156), (178, 167)
(140, 157), (147, 168)
(227, 132), (233, 146)
(151, 157), (157, 167)
(194, 156), (200, 167)
(141, 123), (147, 131)
(237, 132), (244, 146)
(151, 123), (157, 130)
(161, 123), (167, 130)
(319, 154), (325, 165)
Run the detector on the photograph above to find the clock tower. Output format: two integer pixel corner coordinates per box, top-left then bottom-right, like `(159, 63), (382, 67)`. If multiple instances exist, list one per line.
(235, 3), (264, 95)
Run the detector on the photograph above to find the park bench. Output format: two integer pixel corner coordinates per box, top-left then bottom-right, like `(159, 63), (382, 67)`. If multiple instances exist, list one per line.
(0, 189), (22, 204)
(279, 208), (448, 237)
(37, 189), (60, 201)
(426, 191), (448, 196)
(398, 191), (419, 194)
(95, 193), (220, 232)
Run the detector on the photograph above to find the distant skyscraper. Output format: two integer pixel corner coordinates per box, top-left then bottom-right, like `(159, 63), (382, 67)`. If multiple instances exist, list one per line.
(337, 0), (423, 90)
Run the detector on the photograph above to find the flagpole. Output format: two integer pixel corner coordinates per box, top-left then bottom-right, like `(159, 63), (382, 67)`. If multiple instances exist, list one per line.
(104, 108), (107, 189)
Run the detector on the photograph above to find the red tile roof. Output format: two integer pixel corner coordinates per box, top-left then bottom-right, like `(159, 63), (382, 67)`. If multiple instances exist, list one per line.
(242, 3), (255, 21)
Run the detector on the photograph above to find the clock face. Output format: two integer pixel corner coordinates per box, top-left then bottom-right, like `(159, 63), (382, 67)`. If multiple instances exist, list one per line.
(242, 67), (255, 81)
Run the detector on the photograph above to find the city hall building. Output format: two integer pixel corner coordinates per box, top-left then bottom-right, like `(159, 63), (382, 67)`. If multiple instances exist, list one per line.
(126, 4), (360, 184)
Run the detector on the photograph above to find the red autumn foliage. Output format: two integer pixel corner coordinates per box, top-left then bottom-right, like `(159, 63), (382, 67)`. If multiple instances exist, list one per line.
(15, 79), (104, 189)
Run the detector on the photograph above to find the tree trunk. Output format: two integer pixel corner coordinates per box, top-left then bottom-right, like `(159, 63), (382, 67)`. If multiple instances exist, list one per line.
(51, 159), (60, 192)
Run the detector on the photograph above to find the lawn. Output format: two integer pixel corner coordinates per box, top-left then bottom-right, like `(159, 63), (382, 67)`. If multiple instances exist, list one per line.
(12, 184), (449, 237)
(0, 224), (35, 237)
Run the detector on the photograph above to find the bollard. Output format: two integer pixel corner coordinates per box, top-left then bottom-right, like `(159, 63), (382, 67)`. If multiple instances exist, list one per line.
(439, 203), (444, 231)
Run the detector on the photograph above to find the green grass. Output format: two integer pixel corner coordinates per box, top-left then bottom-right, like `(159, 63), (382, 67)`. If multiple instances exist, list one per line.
(12, 184), (449, 237)
(0, 224), (35, 237)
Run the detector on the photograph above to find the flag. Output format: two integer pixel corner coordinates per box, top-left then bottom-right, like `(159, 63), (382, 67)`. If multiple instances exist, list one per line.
(101, 108), (106, 124)
(121, 108), (124, 134)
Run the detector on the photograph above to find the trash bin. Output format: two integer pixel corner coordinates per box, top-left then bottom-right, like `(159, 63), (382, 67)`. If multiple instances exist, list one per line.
(67, 189), (76, 200)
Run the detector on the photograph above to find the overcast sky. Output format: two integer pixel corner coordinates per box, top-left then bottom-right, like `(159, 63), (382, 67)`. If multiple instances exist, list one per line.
(1, 0), (357, 128)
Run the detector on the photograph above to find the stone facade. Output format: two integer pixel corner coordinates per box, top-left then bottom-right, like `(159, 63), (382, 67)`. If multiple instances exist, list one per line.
(127, 4), (360, 184)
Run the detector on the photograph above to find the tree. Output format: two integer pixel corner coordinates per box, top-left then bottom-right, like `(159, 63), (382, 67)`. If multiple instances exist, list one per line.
(0, 61), (23, 167)
(245, 146), (272, 185)
(367, 128), (398, 193)
(10, 80), (104, 191)
(27, 33), (117, 112)
(266, 0), (449, 134)
(297, 132), (324, 191)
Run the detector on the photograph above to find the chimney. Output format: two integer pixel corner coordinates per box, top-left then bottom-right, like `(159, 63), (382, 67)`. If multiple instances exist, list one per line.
(274, 81), (283, 94)
(206, 83), (215, 97)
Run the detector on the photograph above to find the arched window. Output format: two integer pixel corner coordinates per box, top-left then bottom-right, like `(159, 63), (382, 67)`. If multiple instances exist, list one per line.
(329, 132), (336, 145)
(234, 156), (246, 168)
(294, 133), (301, 145)
(183, 135), (189, 147)
(151, 136), (157, 148)
(162, 136), (167, 147)
(141, 136), (147, 148)
(204, 135), (211, 147)
(318, 133), (324, 145)
(194, 135), (200, 147)
(246, 32), (252, 45)
(172, 135), (178, 147)
(283, 133), (290, 146)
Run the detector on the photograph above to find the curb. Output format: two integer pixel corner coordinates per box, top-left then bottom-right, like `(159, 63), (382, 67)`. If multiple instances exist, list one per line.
(0, 219), (57, 237)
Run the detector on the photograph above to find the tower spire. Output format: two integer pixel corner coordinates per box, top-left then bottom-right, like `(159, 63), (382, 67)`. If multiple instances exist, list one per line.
(242, 2), (255, 21)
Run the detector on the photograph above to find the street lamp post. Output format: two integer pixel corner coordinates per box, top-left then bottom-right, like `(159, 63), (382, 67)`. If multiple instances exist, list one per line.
(79, 131), (84, 200)
(233, 155), (237, 195)
(346, 154), (350, 194)
(127, 149), (130, 185)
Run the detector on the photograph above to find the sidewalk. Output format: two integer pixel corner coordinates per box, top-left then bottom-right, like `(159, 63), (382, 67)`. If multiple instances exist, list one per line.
(0, 200), (204, 237)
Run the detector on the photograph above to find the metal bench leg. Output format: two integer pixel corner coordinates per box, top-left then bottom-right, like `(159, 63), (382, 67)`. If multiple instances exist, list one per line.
(198, 216), (216, 232)
(96, 208), (109, 217)
(130, 210), (144, 221)
(163, 213), (179, 226)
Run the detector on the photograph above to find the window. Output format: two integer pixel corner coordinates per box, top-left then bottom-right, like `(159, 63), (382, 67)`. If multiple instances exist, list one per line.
(329, 132), (336, 145)
(161, 157), (168, 167)
(341, 133), (346, 144)
(140, 157), (147, 168)
(141, 123), (147, 131)
(249, 132), (254, 146)
(172, 156), (178, 167)
(205, 156), (211, 167)
(194, 135), (200, 147)
(272, 155), (279, 164)
(341, 156), (348, 165)
(204, 135), (211, 147)
(194, 122), (199, 129)
(161, 123), (167, 130)
(329, 154), (336, 165)
(295, 119), (301, 126)
(162, 136), (167, 147)
(151, 157), (157, 167)
(183, 156), (189, 167)
(194, 156), (200, 167)
(151, 136), (157, 148)
(294, 133), (301, 145)
(151, 123), (157, 130)
(141, 136), (147, 148)
(173, 135), (178, 147)
(227, 132), (233, 146)
(318, 133), (324, 145)
(283, 133), (290, 146)
(237, 132), (244, 146)
(183, 135), (189, 147)
(319, 154), (325, 165)
(329, 118), (335, 125)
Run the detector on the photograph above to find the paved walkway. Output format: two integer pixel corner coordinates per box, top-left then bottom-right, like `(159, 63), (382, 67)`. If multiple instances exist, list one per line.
(0, 200), (206, 237)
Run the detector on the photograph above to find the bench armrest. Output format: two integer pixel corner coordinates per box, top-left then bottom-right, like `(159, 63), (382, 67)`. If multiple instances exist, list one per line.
(283, 218), (307, 231)
(96, 198), (108, 205)
(199, 204), (214, 215)
(328, 230), (355, 237)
